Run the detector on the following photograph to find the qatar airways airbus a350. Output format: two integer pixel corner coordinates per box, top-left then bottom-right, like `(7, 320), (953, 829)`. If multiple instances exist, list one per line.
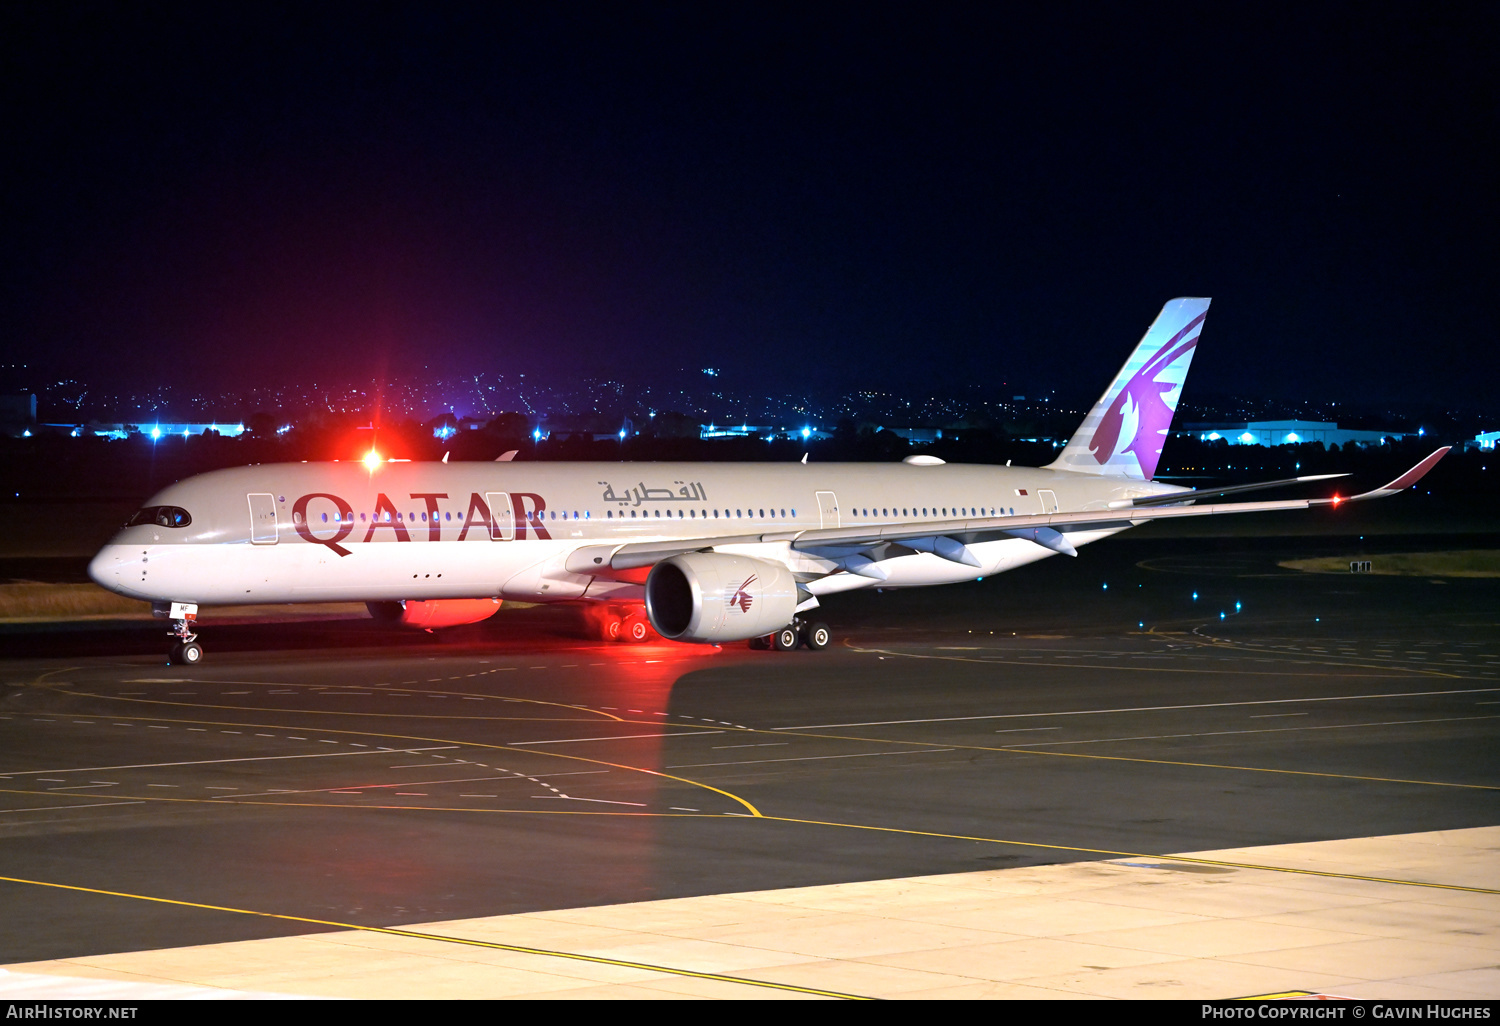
(89, 298), (1447, 664)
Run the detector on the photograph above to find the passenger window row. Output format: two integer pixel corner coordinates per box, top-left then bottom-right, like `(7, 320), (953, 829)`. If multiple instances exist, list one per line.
(605, 508), (794, 520)
(281, 502), (1023, 529)
(848, 505), (1008, 518)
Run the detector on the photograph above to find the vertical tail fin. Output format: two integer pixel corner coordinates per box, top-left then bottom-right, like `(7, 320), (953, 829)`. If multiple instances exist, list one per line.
(1047, 297), (1209, 480)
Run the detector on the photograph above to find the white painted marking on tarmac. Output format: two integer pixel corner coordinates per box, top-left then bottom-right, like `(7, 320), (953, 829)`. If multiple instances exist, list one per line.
(510, 732), (723, 745)
(997, 714), (1500, 747)
(668, 749), (956, 768)
(775, 687), (1500, 730)
(1, 801), (146, 813)
(237, 774), (522, 799)
(534, 770), (610, 777)
(2, 747), (461, 776)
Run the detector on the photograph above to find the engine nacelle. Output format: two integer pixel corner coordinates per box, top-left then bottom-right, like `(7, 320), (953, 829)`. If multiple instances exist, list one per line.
(366, 598), (502, 630)
(645, 553), (797, 643)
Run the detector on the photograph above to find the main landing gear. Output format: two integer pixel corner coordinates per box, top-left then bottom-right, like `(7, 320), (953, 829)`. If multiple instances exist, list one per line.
(749, 618), (831, 652)
(595, 604), (654, 644)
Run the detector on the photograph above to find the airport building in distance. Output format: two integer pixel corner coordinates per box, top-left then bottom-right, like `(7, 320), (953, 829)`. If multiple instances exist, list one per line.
(1182, 420), (1417, 448)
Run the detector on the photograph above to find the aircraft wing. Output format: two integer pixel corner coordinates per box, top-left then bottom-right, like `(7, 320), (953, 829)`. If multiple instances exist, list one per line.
(1124, 472), (1348, 507)
(576, 447), (1449, 573)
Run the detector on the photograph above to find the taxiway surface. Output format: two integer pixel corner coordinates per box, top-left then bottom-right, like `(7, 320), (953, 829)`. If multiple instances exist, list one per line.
(2, 534), (1496, 978)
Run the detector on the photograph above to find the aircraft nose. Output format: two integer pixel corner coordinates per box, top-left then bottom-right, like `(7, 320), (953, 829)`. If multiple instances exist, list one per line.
(88, 546), (122, 590)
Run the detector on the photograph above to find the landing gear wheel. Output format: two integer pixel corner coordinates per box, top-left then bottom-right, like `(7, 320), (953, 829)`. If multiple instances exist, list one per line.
(623, 616), (650, 643)
(166, 616), (201, 665)
(172, 641), (203, 665)
(772, 626), (800, 651)
(604, 616), (623, 641)
(803, 622), (831, 651)
(748, 635), (770, 650)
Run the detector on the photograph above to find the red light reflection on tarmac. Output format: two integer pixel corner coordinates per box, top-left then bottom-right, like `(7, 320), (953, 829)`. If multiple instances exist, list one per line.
(576, 639), (734, 889)
(462, 602), (740, 807)
(489, 626), (735, 895)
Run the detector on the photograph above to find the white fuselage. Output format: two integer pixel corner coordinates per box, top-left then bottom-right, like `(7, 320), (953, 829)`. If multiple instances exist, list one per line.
(88, 460), (1177, 609)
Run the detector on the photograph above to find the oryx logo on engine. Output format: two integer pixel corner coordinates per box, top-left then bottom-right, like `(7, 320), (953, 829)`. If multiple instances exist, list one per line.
(729, 575), (757, 613)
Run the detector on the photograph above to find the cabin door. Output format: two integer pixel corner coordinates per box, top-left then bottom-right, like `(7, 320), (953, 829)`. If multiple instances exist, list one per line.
(248, 493), (278, 544)
(815, 491), (840, 529)
(485, 492), (515, 541)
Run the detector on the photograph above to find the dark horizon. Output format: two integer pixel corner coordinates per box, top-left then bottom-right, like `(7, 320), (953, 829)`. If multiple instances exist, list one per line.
(4, 5), (1496, 407)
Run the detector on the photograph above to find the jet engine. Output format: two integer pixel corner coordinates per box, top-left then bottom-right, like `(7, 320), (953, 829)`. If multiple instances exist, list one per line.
(645, 553), (797, 643)
(366, 598), (502, 630)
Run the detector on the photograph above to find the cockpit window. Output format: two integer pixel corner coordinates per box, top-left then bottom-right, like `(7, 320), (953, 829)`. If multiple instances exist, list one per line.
(127, 506), (192, 529)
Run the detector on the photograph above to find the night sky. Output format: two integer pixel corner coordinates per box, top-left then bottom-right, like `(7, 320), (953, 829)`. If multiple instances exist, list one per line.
(4, 4), (1496, 406)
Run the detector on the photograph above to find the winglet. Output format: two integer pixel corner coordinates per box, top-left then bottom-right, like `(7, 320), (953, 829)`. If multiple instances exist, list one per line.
(1317, 447), (1451, 505)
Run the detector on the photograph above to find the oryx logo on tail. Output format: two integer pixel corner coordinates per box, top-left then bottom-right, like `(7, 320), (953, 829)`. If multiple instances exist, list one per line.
(1048, 298), (1209, 481)
(729, 575), (757, 613)
(1087, 311), (1203, 478)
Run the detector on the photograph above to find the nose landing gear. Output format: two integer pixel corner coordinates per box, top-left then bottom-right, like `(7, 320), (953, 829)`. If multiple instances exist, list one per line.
(162, 602), (203, 665)
(169, 635), (203, 665)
